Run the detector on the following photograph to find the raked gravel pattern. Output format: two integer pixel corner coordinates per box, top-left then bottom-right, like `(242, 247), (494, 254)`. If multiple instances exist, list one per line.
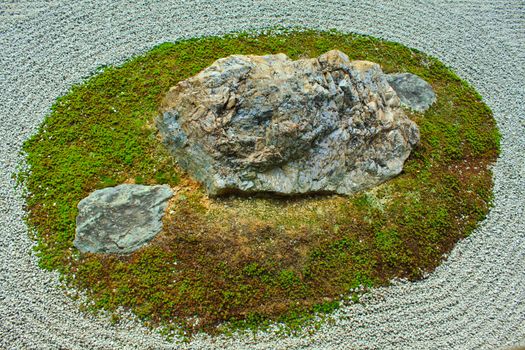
(0, 1), (524, 349)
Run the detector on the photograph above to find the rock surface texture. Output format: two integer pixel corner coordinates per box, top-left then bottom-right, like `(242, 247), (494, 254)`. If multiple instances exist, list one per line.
(158, 50), (420, 196)
(73, 184), (173, 253)
(387, 73), (437, 112)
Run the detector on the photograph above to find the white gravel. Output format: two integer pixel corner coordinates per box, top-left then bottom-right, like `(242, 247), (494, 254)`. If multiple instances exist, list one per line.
(1, 1), (524, 349)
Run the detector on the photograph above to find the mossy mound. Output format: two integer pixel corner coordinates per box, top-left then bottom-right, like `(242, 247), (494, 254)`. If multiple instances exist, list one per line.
(19, 29), (500, 337)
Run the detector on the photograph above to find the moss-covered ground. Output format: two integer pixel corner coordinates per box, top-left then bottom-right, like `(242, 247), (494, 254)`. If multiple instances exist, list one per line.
(19, 29), (500, 338)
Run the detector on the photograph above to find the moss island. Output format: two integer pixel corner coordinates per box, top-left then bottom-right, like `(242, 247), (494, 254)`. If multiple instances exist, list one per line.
(19, 29), (500, 338)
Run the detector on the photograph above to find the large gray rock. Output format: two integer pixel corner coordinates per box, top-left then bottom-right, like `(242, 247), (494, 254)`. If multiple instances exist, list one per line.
(386, 73), (436, 112)
(73, 184), (173, 254)
(157, 50), (420, 196)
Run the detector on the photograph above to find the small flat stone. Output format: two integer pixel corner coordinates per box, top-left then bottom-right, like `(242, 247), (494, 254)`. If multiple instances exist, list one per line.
(73, 184), (173, 254)
(386, 73), (436, 112)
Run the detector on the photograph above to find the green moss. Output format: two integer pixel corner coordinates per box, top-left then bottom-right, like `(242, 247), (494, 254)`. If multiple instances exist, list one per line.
(19, 28), (499, 339)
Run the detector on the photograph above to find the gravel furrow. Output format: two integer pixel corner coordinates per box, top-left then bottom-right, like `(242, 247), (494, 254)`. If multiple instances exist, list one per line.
(0, 1), (524, 349)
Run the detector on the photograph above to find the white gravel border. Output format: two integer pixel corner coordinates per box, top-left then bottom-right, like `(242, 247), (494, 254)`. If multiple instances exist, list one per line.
(1, 1), (524, 349)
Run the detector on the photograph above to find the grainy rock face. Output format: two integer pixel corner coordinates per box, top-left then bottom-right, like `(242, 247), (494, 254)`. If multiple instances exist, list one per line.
(386, 73), (436, 112)
(73, 184), (173, 254)
(157, 50), (420, 196)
